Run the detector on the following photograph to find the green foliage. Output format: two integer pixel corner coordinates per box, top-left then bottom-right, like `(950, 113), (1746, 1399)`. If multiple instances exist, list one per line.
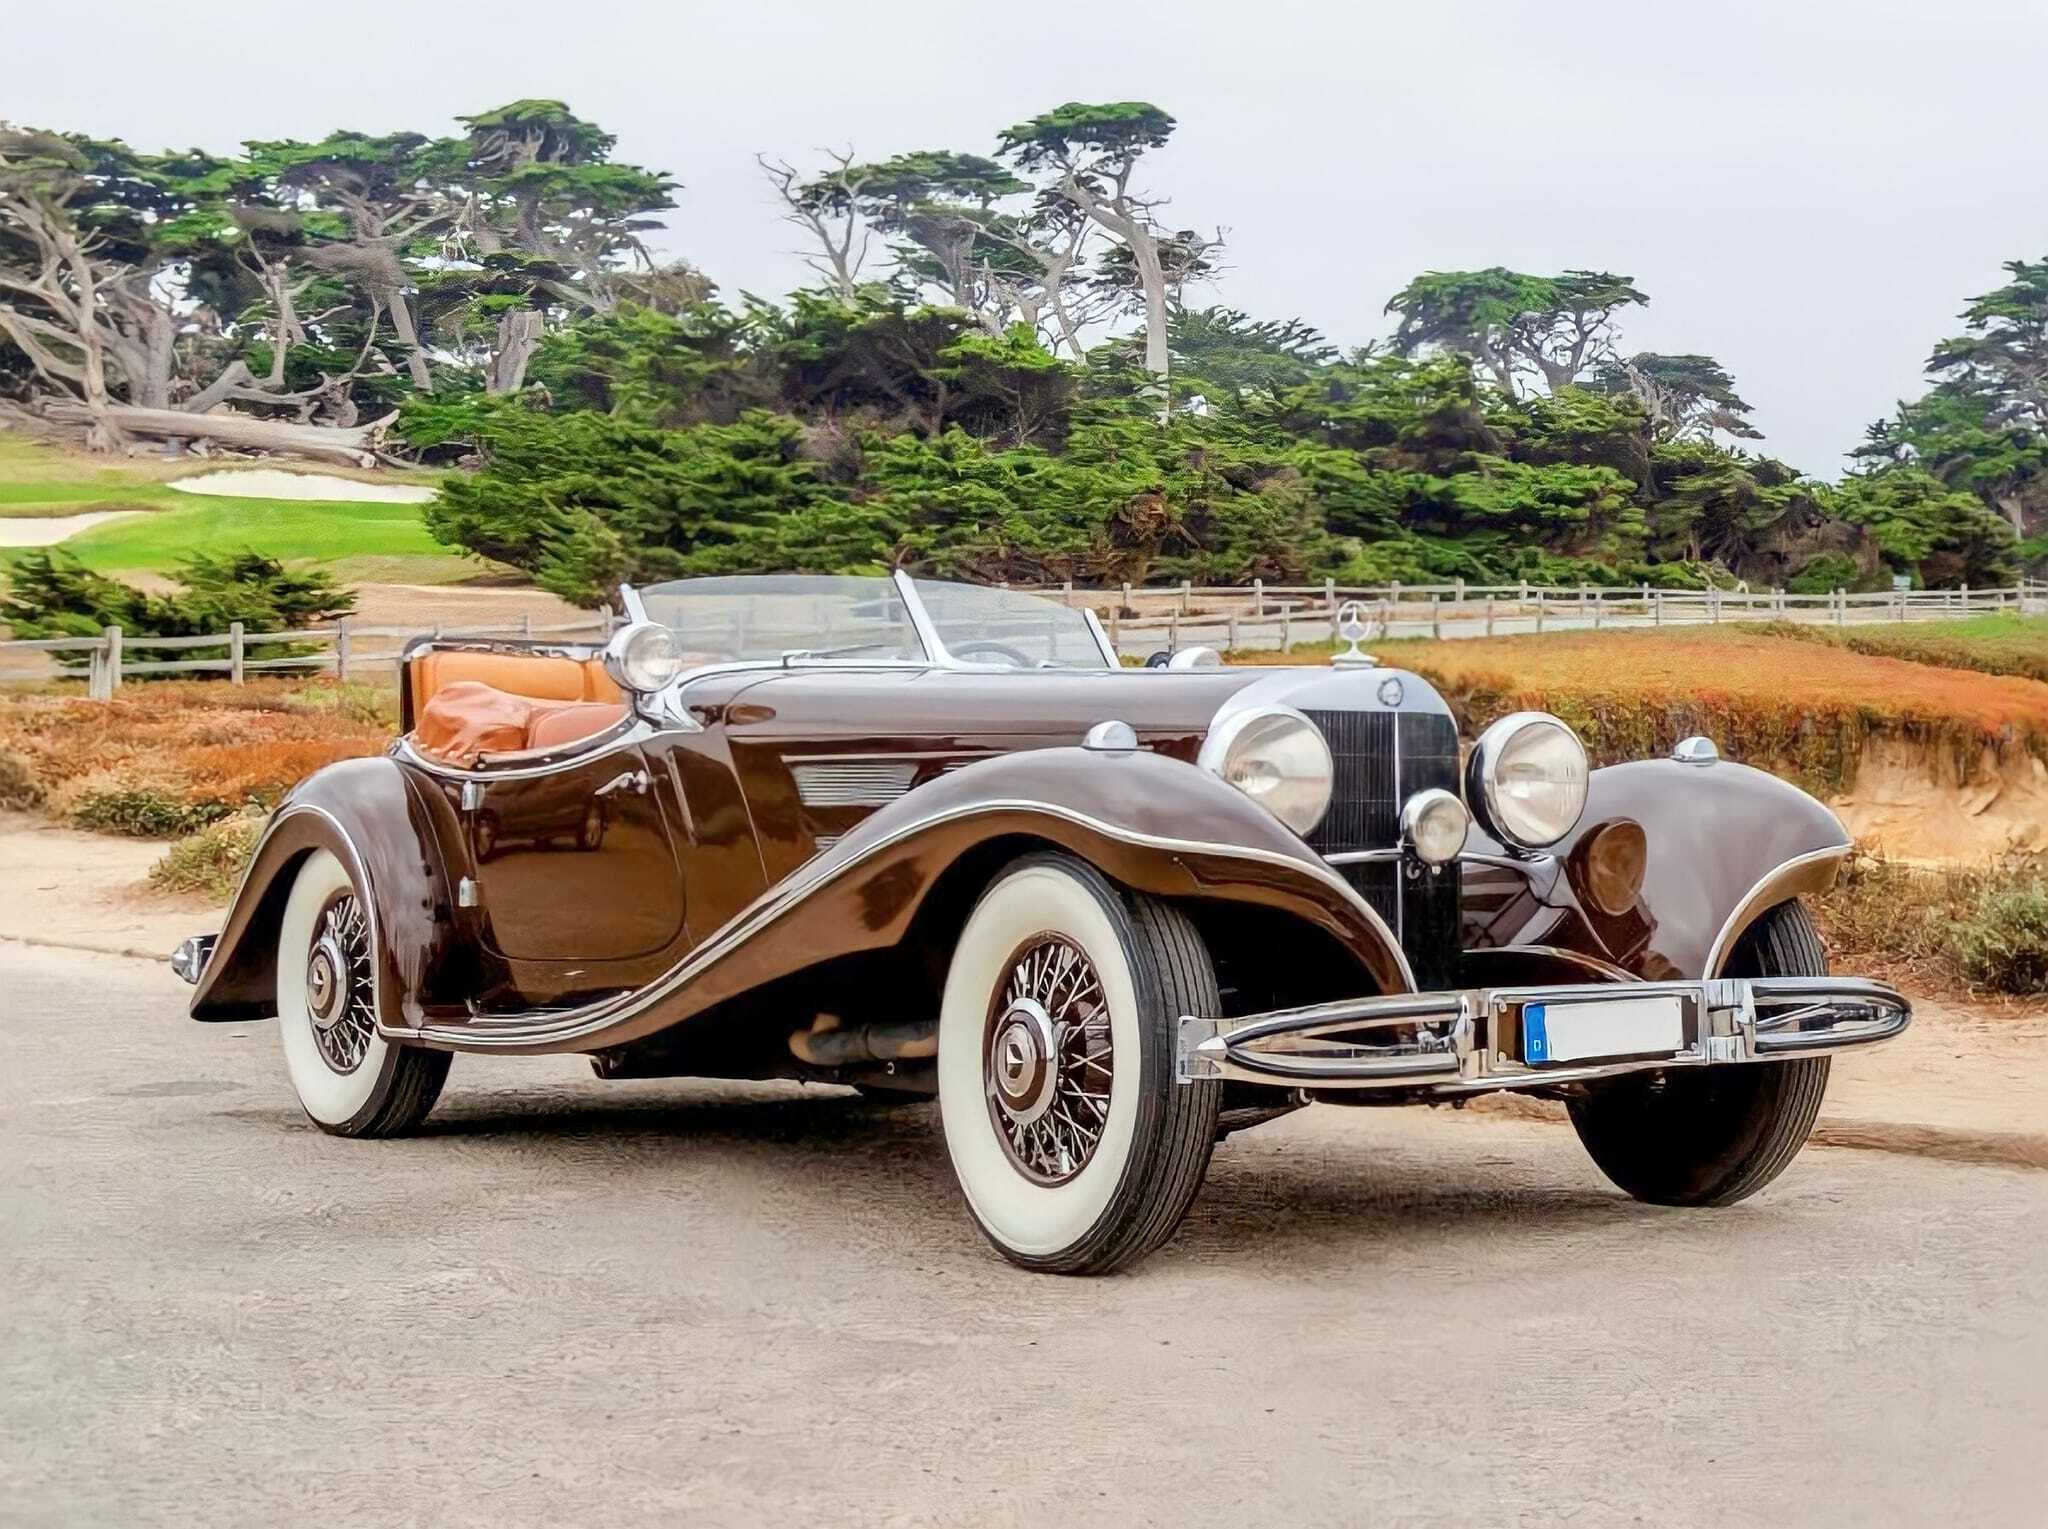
(149, 813), (266, 898)
(0, 548), (353, 664)
(1829, 466), (2020, 587)
(421, 404), (879, 602)
(1955, 883), (2048, 994)
(71, 787), (233, 838)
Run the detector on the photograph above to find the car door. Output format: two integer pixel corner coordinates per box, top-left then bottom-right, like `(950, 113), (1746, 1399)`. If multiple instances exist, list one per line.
(466, 747), (687, 963)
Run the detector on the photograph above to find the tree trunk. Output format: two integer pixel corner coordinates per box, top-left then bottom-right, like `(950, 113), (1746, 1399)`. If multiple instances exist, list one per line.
(41, 400), (392, 465)
(488, 309), (545, 394)
(382, 286), (433, 392)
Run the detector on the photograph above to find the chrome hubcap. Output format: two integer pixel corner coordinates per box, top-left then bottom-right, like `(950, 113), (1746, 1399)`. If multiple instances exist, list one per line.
(306, 894), (374, 1075)
(984, 935), (1113, 1185)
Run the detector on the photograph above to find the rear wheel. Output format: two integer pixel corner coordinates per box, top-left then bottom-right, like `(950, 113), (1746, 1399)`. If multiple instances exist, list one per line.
(276, 849), (450, 1138)
(937, 853), (1222, 1274)
(1567, 900), (1831, 1207)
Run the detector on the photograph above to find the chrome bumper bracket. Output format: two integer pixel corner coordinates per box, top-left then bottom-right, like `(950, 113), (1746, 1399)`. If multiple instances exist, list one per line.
(1179, 976), (1909, 1094)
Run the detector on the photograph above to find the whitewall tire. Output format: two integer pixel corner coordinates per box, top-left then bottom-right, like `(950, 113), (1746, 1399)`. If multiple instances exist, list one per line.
(937, 853), (1222, 1273)
(276, 849), (449, 1137)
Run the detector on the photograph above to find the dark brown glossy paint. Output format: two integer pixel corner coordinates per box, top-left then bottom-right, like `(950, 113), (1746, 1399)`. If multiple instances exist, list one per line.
(195, 652), (1857, 1058)
(1460, 756), (1850, 982)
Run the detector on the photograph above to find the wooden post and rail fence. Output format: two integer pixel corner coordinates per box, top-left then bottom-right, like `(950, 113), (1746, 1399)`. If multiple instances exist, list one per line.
(2, 580), (2044, 696)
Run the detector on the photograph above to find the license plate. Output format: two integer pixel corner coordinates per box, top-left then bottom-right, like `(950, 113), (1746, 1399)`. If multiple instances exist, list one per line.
(1523, 995), (1685, 1065)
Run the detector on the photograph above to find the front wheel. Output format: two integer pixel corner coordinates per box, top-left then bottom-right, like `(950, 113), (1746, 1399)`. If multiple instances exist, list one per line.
(276, 849), (450, 1137)
(1567, 900), (1831, 1206)
(937, 853), (1222, 1274)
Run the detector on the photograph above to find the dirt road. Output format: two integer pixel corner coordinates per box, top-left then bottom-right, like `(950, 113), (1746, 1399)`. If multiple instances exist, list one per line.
(3, 942), (2042, 1526)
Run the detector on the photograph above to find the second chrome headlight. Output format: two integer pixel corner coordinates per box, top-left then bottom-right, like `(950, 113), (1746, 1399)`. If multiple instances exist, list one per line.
(1198, 706), (1333, 836)
(1467, 711), (1589, 851)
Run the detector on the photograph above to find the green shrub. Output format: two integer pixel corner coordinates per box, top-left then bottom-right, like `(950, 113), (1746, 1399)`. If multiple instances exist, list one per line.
(71, 788), (233, 838)
(149, 814), (264, 899)
(0, 549), (353, 670)
(1955, 885), (2048, 995)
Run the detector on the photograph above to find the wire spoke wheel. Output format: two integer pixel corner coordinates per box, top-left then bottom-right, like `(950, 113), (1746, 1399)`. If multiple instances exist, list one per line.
(305, 892), (376, 1076)
(983, 934), (1114, 1185)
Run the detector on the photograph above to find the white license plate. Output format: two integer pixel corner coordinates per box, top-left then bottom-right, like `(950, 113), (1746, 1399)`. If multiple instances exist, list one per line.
(1523, 995), (1685, 1065)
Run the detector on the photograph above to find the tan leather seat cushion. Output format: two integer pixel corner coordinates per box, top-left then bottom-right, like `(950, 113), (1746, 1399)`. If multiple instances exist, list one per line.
(526, 700), (630, 751)
(412, 682), (628, 766)
(408, 650), (622, 719)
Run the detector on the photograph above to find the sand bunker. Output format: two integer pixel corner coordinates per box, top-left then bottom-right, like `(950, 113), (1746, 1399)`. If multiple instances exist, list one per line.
(0, 510), (148, 547)
(166, 469), (436, 504)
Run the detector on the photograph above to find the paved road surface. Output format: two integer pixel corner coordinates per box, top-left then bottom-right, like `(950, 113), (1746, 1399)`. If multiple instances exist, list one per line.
(4, 943), (2042, 1526)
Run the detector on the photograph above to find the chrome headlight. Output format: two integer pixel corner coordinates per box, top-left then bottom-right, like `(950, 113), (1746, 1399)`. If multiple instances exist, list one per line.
(1198, 705), (1333, 836)
(603, 620), (683, 694)
(1467, 711), (1589, 851)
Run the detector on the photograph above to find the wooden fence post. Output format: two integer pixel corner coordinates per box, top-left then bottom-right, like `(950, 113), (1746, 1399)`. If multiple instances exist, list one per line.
(1654, 590), (1664, 626)
(1592, 596), (1602, 631)
(334, 618), (352, 681)
(87, 637), (108, 700)
(1834, 589), (1845, 628)
(1119, 581), (1132, 616)
(1960, 582), (1970, 613)
(1534, 592), (1545, 633)
(1485, 598), (1495, 637)
(1279, 611), (1292, 652)
(1323, 577), (1336, 617)
(1454, 577), (1466, 607)
(1430, 594), (1442, 638)
(229, 621), (246, 684)
(1061, 579), (1073, 608)
(1251, 577), (1264, 616)
(1109, 608), (1121, 648)
(1179, 579), (1191, 614)
(1228, 613), (1240, 651)
(104, 624), (123, 694)
(1518, 578), (1529, 606)
(1169, 610), (1179, 648)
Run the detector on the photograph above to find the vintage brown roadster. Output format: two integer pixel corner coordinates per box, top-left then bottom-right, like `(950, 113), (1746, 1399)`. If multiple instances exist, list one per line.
(174, 574), (1910, 1273)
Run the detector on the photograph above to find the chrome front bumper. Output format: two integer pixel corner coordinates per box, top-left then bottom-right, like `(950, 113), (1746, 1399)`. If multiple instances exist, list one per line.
(1178, 977), (1911, 1096)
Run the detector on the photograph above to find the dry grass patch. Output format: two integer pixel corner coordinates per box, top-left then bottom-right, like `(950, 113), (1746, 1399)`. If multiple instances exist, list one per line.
(1817, 850), (2048, 998)
(0, 677), (395, 835)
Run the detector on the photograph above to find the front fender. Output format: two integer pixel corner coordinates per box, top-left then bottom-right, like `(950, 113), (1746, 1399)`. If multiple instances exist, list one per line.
(189, 755), (477, 1024)
(1463, 756), (1851, 982)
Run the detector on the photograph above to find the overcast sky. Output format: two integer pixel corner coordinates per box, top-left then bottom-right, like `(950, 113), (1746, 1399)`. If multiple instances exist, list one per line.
(8, 0), (2044, 475)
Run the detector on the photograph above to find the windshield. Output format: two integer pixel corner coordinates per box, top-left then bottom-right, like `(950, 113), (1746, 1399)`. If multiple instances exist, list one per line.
(631, 574), (1112, 671)
(636, 575), (926, 664)
(911, 579), (1110, 670)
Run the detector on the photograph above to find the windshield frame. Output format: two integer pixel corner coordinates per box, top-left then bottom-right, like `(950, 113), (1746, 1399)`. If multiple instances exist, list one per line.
(619, 570), (1120, 673)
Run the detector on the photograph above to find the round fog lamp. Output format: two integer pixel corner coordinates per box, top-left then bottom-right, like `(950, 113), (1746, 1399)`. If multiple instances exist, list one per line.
(1401, 788), (1470, 865)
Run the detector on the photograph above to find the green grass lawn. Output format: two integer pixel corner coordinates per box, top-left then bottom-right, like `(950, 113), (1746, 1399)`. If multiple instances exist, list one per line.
(1746, 613), (2048, 684)
(0, 432), (471, 581)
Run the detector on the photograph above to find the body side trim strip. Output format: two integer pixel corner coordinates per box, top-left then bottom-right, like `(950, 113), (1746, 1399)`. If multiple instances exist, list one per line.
(401, 795), (1416, 1051)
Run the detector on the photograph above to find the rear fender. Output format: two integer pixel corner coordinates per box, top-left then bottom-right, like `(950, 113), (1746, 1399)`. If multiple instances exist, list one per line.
(188, 756), (479, 1024)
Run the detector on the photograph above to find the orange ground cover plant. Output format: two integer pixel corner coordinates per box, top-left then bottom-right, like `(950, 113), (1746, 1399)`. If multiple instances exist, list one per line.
(1234, 628), (2048, 792)
(0, 678), (395, 832)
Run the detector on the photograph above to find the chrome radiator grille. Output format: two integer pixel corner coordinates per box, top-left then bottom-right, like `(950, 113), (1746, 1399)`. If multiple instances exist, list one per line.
(1304, 708), (1463, 991)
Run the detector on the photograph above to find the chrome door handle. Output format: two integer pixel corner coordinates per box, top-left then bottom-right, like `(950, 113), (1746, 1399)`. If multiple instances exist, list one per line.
(595, 769), (650, 798)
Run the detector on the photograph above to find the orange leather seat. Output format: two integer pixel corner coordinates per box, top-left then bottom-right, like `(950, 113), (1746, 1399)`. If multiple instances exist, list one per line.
(412, 681), (628, 766)
(407, 649), (622, 720)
